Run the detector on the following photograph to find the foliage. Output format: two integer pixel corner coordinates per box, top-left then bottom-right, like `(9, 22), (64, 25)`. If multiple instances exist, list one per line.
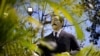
(0, 0), (41, 56)
(1, 0), (100, 56)
(76, 44), (100, 56)
(84, 0), (100, 45)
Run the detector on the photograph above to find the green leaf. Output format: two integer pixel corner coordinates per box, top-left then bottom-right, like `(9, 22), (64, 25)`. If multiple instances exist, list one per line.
(0, 0), (6, 17)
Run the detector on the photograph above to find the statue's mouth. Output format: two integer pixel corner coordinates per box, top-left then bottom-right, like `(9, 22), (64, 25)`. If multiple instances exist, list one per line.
(52, 23), (57, 26)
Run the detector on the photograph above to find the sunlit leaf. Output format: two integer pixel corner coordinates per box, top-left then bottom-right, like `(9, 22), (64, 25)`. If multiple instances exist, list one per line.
(55, 52), (70, 56)
(76, 44), (100, 56)
(72, 4), (85, 17)
(65, 0), (75, 5)
(39, 40), (55, 50)
(0, 0), (6, 17)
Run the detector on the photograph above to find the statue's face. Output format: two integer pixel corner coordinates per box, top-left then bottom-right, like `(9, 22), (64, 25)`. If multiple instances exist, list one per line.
(51, 16), (62, 30)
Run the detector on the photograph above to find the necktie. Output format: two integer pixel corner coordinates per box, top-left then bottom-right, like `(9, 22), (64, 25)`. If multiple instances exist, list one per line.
(54, 32), (59, 41)
(55, 32), (57, 38)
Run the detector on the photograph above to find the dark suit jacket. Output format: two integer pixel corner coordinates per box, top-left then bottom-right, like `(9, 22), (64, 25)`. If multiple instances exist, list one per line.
(39, 30), (80, 56)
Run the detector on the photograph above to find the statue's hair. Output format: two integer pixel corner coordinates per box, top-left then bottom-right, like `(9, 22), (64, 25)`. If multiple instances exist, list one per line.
(51, 14), (64, 23)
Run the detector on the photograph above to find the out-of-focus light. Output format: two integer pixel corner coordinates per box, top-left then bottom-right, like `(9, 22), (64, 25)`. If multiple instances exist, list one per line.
(27, 7), (33, 12)
(27, 7), (33, 16)
(88, 3), (94, 9)
(4, 12), (8, 18)
(4, 12), (8, 16)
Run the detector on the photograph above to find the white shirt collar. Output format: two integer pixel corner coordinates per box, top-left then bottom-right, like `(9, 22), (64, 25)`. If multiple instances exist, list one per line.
(53, 29), (62, 37)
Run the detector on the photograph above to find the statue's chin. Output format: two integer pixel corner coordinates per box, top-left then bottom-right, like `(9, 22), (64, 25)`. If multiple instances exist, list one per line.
(52, 26), (58, 30)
